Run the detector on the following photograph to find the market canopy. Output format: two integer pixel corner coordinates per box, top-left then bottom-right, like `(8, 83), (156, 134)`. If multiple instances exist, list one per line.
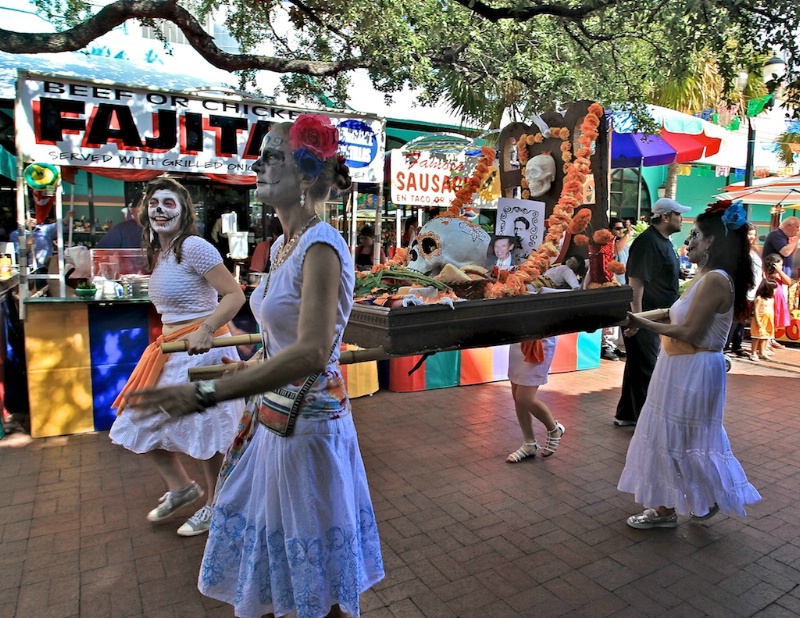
(610, 105), (725, 168)
(715, 175), (800, 206)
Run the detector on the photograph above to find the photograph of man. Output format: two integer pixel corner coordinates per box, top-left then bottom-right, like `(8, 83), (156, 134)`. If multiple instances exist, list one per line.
(486, 235), (516, 270)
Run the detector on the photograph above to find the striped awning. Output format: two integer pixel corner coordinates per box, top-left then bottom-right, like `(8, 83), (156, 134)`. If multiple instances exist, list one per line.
(610, 105), (724, 169)
(715, 175), (800, 206)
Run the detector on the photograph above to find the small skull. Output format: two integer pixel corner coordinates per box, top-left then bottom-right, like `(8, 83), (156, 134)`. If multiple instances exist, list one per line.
(524, 153), (556, 197)
(407, 217), (491, 276)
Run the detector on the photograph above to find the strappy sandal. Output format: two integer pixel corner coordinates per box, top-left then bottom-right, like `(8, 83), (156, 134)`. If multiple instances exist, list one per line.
(541, 421), (565, 458)
(506, 442), (539, 463)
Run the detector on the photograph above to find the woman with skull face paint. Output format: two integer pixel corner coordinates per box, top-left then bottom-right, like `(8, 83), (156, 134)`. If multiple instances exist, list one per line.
(618, 201), (761, 529)
(110, 177), (246, 537)
(126, 116), (384, 618)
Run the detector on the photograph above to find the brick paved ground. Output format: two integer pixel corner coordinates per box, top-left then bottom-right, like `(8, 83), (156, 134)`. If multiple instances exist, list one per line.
(2, 348), (800, 618)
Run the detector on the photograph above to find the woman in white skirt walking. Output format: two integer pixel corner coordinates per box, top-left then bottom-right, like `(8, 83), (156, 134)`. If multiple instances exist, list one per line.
(619, 200), (761, 528)
(110, 177), (246, 537)
(127, 115), (384, 618)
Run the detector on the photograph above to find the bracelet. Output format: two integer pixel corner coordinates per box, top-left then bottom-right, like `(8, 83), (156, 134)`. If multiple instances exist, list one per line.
(195, 380), (217, 412)
(200, 322), (215, 334)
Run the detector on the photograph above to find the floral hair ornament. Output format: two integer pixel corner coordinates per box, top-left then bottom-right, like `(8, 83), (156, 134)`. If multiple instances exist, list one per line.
(288, 114), (340, 179)
(718, 200), (748, 235)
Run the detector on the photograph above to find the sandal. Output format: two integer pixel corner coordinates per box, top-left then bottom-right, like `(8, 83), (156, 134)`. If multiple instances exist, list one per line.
(626, 508), (678, 529)
(690, 503), (719, 521)
(541, 421), (565, 458)
(506, 442), (539, 463)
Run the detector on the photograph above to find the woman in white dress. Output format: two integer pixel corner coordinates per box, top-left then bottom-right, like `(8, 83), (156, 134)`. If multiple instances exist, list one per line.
(618, 200), (761, 528)
(127, 114), (384, 618)
(110, 177), (245, 537)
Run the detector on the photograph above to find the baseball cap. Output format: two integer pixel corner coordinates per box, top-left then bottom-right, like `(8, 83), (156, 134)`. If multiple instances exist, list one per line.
(651, 198), (691, 216)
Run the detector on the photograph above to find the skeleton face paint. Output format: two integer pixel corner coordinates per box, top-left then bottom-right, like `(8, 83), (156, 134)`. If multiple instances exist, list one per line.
(252, 128), (302, 206)
(148, 189), (183, 236)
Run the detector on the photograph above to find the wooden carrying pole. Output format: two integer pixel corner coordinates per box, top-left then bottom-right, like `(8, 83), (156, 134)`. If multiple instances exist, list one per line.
(175, 308), (669, 381)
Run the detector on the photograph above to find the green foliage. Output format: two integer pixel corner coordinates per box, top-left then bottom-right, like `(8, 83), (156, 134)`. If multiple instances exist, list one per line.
(13, 0), (800, 121)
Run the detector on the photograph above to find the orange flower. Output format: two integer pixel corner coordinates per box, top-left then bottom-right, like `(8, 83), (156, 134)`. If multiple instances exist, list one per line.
(583, 114), (600, 129)
(573, 234), (590, 246)
(522, 189), (530, 199)
(525, 134), (537, 145)
(533, 134), (544, 143)
(562, 152), (572, 163)
(539, 242), (560, 257)
(588, 102), (604, 117)
(521, 178), (529, 188)
(593, 229), (614, 244)
(559, 127), (571, 140)
(560, 141), (572, 152)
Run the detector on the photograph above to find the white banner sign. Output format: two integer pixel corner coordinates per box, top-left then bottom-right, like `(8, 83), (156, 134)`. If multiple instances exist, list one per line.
(390, 149), (466, 206)
(16, 72), (385, 183)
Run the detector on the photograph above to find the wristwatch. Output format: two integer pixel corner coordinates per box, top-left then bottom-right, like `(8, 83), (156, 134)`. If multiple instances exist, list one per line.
(195, 380), (217, 412)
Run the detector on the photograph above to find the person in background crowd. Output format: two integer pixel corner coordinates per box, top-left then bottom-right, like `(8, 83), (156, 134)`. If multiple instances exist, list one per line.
(762, 216), (799, 277)
(762, 253), (792, 351)
(402, 217), (418, 247)
(109, 177), (245, 537)
(725, 223), (761, 358)
(355, 224), (386, 270)
(249, 216), (283, 273)
(211, 206), (234, 270)
(619, 201), (760, 528)
(505, 337), (565, 463)
(601, 217), (630, 361)
(614, 198), (688, 427)
(542, 255), (585, 289)
(10, 212), (74, 270)
(126, 115), (384, 618)
(750, 278), (776, 361)
(96, 201), (144, 248)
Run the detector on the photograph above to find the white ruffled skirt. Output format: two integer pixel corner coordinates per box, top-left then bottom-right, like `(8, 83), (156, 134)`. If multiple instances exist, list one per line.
(199, 413), (384, 618)
(109, 345), (244, 459)
(618, 350), (761, 516)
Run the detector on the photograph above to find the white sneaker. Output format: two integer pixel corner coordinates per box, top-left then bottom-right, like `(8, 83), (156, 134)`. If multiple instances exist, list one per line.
(177, 504), (213, 537)
(146, 481), (203, 522)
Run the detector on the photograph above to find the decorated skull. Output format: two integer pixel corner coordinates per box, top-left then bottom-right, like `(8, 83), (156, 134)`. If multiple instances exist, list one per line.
(407, 216), (491, 275)
(524, 153), (556, 197)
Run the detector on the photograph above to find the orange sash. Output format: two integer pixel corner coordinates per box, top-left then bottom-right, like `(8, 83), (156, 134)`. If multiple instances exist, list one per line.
(112, 322), (230, 414)
(660, 335), (712, 356)
(520, 340), (545, 364)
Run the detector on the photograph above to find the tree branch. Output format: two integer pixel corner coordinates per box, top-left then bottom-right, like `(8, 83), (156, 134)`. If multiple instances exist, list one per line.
(0, 0), (370, 76)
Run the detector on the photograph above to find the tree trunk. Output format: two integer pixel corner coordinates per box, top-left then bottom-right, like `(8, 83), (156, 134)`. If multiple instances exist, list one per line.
(664, 162), (679, 199)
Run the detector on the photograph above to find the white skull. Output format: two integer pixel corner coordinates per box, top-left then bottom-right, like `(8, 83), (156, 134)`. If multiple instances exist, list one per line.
(407, 216), (491, 275)
(524, 153), (556, 197)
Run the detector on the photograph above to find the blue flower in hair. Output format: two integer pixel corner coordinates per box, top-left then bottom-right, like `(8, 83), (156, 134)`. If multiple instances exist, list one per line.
(292, 147), (325, 179)
(721, 200), (747, 235)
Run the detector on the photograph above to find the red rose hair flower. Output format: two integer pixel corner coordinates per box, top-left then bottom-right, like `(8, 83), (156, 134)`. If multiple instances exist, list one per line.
(288, 114), (339, 160)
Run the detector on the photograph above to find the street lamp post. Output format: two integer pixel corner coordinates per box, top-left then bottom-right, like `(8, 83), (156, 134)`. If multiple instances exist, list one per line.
(742, 55), (787, 223)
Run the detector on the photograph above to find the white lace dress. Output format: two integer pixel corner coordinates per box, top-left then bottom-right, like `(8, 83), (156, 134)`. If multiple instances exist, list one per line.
(198, 224), (384, 618)
(109, 237), (244, 459)
(618, 270), (761, 516)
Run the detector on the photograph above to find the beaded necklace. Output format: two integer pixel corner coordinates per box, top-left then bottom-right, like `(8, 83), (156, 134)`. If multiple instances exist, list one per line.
(271, 214), (319, 271)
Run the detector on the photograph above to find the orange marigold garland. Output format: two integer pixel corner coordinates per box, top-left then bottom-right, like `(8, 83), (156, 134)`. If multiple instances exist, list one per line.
(446, 146), (496, 218)
(486, 104), (604, 298)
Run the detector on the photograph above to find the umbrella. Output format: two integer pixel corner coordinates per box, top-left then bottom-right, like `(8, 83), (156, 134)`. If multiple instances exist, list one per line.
(715, 175), (800, 206)
(610, 105), (725, 169)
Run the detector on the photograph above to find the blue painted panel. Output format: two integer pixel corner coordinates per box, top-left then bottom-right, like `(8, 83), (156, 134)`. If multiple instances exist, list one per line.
(88, 304), (151, 431)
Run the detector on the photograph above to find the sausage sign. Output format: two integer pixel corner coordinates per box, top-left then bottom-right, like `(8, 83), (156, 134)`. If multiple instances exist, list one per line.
(16, 71), (385, 183)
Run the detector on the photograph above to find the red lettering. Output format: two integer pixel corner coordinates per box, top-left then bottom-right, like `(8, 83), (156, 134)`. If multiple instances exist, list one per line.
(396, 171), (405, 191)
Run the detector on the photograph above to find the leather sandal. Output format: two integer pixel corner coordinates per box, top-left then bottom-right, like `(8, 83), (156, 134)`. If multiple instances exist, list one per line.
(506, 442), (539, 463)
(690, 503), (719, 521)
(541, 422), (565, 457)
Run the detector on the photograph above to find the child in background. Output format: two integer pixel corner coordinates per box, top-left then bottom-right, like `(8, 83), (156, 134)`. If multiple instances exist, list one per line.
(750, 279), (776, 362)
(762, 253), (792, 351)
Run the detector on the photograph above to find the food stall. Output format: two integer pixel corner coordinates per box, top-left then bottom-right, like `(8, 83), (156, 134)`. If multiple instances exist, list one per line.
(13, 70), (386, 436)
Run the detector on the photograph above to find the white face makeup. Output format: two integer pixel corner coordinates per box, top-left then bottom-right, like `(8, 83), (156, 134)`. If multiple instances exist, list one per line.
(685, 225), (711, 264)
(252, 129), (301, 205)
(148, 189), (183, 236)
